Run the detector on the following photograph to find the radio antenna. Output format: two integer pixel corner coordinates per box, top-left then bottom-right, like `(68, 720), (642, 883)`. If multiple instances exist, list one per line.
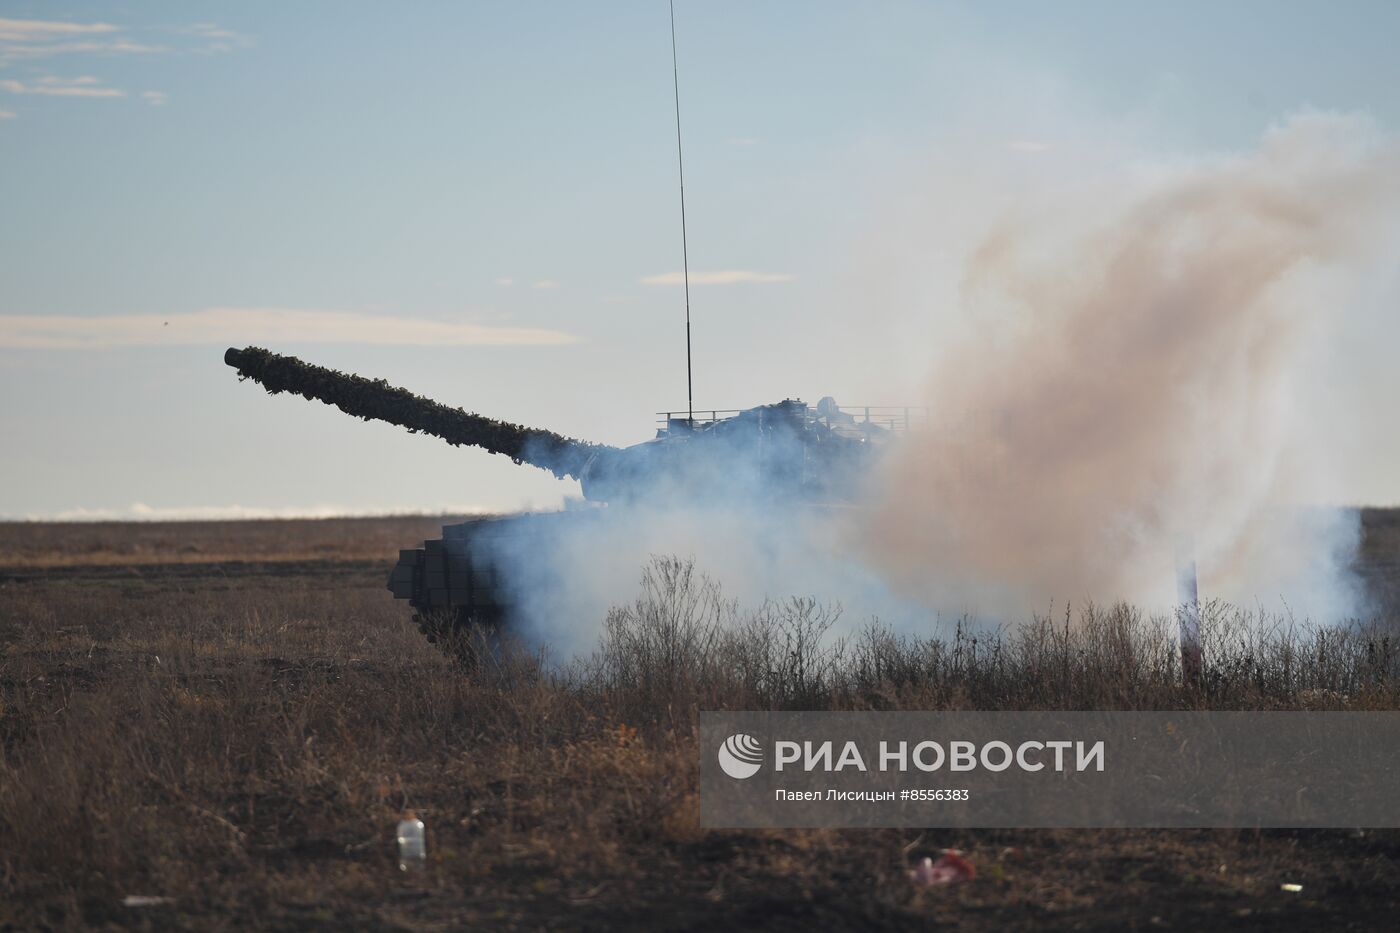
(669, 0), (694, 423)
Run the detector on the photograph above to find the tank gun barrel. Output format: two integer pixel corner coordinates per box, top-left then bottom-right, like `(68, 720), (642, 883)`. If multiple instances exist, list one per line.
(224, 346), (610, 481)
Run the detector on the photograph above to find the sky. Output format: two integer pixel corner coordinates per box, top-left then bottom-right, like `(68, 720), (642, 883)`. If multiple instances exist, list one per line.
(3, 1), (1400, 520)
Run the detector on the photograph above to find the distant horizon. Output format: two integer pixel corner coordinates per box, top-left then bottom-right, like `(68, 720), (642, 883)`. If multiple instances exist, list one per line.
(6, 501), (1400, 524)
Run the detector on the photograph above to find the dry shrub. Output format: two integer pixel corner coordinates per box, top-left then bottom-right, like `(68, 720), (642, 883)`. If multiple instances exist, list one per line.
(2, 552), (1398, 929)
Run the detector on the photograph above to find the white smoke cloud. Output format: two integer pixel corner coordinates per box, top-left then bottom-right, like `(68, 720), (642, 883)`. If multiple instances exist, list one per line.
(480, 503), (926, 658)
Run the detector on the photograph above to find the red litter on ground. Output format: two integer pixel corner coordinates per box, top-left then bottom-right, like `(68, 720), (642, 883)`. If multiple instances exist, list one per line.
(909, 851), (977, 886)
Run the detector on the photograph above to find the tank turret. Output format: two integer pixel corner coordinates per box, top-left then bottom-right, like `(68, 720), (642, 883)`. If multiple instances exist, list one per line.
(225, 346), (907, 505)
(224, 346), (917, 658)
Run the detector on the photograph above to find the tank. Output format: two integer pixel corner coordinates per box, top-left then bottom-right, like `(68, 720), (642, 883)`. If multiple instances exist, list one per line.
(224, 346), (916, 656)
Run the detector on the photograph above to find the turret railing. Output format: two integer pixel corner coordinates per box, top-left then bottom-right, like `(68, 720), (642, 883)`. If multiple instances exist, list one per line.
(657, 404), (927, 436)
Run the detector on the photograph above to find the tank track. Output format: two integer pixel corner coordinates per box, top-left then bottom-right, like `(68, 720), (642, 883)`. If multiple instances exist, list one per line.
(388, 519), (508, 667)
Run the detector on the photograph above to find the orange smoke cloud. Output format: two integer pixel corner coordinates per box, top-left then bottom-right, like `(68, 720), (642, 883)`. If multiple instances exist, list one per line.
(864, 113), (1400, 618)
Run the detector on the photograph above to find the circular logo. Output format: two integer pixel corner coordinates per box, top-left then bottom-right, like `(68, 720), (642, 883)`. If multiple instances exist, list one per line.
(718, 733), (763, 779)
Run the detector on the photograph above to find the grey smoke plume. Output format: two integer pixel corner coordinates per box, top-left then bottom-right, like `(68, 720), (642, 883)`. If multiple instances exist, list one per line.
(863, 113), (1400, 620)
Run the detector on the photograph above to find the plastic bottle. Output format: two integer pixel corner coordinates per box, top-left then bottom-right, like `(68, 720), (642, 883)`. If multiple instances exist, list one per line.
(396, 811), (426, 872)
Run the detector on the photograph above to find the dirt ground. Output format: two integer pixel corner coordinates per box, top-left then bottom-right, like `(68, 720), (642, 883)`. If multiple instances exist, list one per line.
(1, 514), (1398, 931)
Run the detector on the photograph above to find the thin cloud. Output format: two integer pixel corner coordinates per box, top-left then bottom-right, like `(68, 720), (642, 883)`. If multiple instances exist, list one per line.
(0, 39), (166, 59)
(0, 110), (14, 120)
(0, 308), (580, 350)
(183, 23), (242, 41)
(0, 17), (164, 61)
(0, 18), (117, 41)
(531, 280), (560, 289)
(640, 270), (795, 285)
(178, 22), (253, 52)
(1008, 140), (1052, 153)
(141, 90), (168, 106)
(726, 137), (760, 146)
(0, 17), (241, 62)
(495, 277), (514, 286)
(0, 76), (125, 98)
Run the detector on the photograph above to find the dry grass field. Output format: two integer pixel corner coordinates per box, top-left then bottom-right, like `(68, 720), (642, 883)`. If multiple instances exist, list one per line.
(2, 514), (1399, 930)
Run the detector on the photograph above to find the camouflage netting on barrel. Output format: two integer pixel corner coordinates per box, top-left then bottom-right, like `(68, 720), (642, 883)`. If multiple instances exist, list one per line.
(224, 346), (603, 480)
